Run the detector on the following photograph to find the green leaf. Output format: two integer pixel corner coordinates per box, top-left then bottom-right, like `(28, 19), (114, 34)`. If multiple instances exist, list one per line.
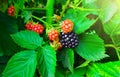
(86, 61), (120, 77)
(37, 45), (56, 77)
(58, 48), (74, 72)
(11, 30), (43, 50)
(55, 67), (65, 77)
(62, 9), (97, 34)
(75, 33), (108, 61)
(68, 67), (86, 77)
(2, 50), (37, 77)
(99, 0), (118, 23)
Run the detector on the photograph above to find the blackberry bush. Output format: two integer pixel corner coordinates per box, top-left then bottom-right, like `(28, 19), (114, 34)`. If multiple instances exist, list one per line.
(1, 0), (120, 77)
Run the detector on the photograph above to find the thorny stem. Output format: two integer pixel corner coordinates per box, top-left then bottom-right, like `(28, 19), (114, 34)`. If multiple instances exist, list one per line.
(105, 35), (120, 60)
(76, 0), (83, 7)
(60, 0), (70, 18)
(75, 60), (91, 69)
(23, 8), (46, 11)
(31, 15), (51, 29)
(31, 15), (48, 25)
(70, 5), (101, 11)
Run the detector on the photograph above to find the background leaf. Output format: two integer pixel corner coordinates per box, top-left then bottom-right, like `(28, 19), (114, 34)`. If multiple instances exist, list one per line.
(58, 48), (74, 72)
(99, 0), (118, 23)
(86, 61), (120, 77)
(62, 9), (97, 34)
(75, 33), (108, 61)
(0, 12), (21, 56)
(2, 50), (37, 77)
(0, 0), (8, 13)
(11, 30), (43, 50)
(37, 45), (56, 77)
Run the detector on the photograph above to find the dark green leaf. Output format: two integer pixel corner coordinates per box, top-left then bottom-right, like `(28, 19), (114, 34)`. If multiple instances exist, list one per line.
(86, 61), (120, 77)
(2, 50), (37, 77)
(62, 9), (97, 34)
(55, 66), (65, 77)
(11, 30), (43, 50)
(68, 67), (86, 77)
(0, 12), (21, 56)
(37, 45), (56, 77)
(75, 33), (108, 61)
(0, 46), (3, 56)
(58, 48), (74, 72)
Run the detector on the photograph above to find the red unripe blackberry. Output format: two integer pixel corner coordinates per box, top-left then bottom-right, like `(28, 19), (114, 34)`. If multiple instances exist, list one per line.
(48, 30), (59, 41)
(8, 6), (14, 16)
(25, 22), (33, 30)
(61, 19), (73, 34)
(31, 24), (44, 34)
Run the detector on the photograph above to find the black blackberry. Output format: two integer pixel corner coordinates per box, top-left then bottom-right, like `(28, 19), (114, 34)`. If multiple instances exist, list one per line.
(60, 31), (79, 48)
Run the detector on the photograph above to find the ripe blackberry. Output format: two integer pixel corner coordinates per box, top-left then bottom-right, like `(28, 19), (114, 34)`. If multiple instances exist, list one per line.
(60, 31), (79, 48)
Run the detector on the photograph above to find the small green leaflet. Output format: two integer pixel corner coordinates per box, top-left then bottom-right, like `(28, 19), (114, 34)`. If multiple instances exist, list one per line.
(37, 45), (56, 77)
(58, 48), (74, 73)
(21, 11), (32, 23)
(68, 67), (86, 77)
(62, 9), (97, 34)
(75, 33), (108, 61)
(86, 61), (120, 77)
(11, 30), (43, 50)
(2, 50), (37, 77)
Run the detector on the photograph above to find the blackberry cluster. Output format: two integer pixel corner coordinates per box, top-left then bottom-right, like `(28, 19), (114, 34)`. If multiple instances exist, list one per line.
(60, 31), (79, 48)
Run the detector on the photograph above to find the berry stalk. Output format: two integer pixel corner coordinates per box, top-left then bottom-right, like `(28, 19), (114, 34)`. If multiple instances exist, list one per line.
(46, 0), (55, 24)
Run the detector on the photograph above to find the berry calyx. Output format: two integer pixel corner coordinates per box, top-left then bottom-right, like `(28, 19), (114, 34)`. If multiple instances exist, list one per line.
(50, 40), (62, 50)
(61, 19), (73, 34)
(60, 31), (79, 48)
(48, 29), (59, 41)
(8, 6), (14, 16)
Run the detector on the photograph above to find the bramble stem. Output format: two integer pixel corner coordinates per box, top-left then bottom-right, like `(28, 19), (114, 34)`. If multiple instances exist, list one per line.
(23, 8), (46, 11)
(109, 35), (120, 60)
(70, 5), (101, 11)
(46, 0), (54, 24)
(31, 15), (48, 25)
(60, 0), (70, 18)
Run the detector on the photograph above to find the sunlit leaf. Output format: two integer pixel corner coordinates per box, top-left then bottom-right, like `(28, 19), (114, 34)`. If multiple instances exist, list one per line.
(86, 61), (120, 77)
